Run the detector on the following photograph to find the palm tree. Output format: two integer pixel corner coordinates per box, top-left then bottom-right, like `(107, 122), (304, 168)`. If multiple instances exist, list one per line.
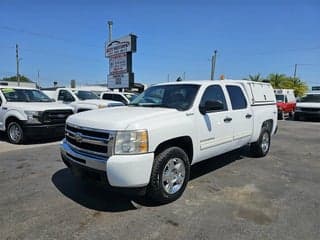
(281, 77), (308, 97)
(267, 73), (287, 89)
(247, 74), (263, 82)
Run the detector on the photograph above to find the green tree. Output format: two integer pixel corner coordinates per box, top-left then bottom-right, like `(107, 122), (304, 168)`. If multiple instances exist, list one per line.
(245, 73), (263, 82)
(1, 75), (33, 82)
(267, 73), (287, 89)
(280, 77), (308, 97)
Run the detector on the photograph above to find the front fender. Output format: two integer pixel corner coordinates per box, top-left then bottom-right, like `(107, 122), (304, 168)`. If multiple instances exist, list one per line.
(4, 110), (27, 130)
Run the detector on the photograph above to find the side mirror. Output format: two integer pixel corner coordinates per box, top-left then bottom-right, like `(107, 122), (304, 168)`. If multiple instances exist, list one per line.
(199, 100), (224, 115)
(51, 98), (56, 102)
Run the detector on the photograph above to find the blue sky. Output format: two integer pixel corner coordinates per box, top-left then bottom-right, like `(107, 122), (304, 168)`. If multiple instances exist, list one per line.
(0, 0), (319, 87)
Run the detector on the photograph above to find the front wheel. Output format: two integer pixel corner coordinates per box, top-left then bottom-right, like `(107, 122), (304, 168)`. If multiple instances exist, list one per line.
(147, 147), (190, 204)
(250, 127), (271, 157)
(7, 121), (24, 144)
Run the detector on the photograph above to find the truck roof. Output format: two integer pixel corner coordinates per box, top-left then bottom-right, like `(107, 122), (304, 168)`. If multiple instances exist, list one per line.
(0, 86), (37, 90)
(154, 79), (272, 87)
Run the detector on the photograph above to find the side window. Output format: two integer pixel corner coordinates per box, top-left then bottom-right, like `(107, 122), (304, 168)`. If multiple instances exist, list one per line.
(285, 96), (288, 103)
(226, 85), (247, 110)
(199, 85), (228, 111)
(113, 94), (127, 104)
(102, 93), (113, 100)
(58, 90), (75, 102)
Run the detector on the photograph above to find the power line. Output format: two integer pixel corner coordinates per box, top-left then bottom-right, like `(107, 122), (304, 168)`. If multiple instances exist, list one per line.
(0, 25), (102, 49)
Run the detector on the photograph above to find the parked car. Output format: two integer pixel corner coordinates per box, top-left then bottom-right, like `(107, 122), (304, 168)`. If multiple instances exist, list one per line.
(294, 92), (320, 121)
(60, 80), (277, 203)
(43, 88), (124, 112)
(274, 89), (296, 120)
(0, 86), (74, 144)
(100, 91), (138, 105)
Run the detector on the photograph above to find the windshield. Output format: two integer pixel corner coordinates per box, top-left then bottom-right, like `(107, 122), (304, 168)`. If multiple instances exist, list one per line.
(276, 94), (284, 102)
(1, 88), (52, 102)
(124, 93), (138, 102)
(300, 94), (320, 103)
(130, 84), (200, 111)
(75, 90), (99, 100)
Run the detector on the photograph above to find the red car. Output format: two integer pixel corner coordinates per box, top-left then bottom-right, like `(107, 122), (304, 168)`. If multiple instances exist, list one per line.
(274, 89), (296, 120)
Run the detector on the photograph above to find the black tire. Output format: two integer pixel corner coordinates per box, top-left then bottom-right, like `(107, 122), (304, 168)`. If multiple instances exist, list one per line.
(250, 127), (271, 157)
(278, 111), (284, 120)
(7, 121), (24, 144)
(294, 113), (300, 121)
(147, 147), (190, 204)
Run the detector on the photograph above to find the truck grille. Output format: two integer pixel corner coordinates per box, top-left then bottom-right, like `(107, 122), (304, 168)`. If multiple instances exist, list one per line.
(300, 108), (320, 112)
(65, 123), (113, 158)
(41, 110), (73, 124)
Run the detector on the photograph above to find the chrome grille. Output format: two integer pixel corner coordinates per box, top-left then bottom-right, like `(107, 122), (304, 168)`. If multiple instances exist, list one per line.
(40, 110), (73, 124)
(300, 108), (320, 112)
(65, 123), (114, 158)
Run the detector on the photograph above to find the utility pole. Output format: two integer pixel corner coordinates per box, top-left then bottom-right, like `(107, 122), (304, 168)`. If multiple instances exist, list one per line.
(183, 72), (186, 80)
(293, 63), (298, 80)
(107, 20), (113, 43)
(167, 74), (170, 82)
(16, 44), (20, 86)
(211, 50), (217, 80)
(37, 70), (40, 89)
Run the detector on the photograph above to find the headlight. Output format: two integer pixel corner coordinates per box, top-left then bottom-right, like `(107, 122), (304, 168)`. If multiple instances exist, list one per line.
(114, 130), (148, 155)
(24, 111), (42, 123)
(98, 104), (107, 109)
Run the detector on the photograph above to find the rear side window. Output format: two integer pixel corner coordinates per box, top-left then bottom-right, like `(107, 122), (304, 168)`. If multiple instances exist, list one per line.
(102, 93), (113, 100)
(113, 94), (127, 104)
(200, 85), (228, 111)
(226, 85), (247, 110)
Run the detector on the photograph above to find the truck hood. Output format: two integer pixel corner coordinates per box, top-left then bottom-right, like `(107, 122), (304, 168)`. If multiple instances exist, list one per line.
(5, 102), (74, 111)
(296, 102), (320, 108)
(67, 106), (179, 130)
(74, 99), (123, 107)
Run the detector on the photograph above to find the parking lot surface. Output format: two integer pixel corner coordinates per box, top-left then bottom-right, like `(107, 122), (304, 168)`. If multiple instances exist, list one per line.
(0, 120), (319, 240)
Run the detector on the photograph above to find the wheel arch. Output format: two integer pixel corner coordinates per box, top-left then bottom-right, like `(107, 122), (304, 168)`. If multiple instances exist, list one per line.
(154, 136), (194, 164)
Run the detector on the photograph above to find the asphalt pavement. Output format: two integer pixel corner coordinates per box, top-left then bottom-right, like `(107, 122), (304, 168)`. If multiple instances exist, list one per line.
(0, 120), (319, 240)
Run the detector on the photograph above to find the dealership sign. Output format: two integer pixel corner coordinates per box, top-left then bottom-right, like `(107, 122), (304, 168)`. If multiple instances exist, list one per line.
(106, 34), (137, 89)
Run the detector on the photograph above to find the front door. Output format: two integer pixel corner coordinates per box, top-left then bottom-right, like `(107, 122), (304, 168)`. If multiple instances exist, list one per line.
(196, 84), (234, 162)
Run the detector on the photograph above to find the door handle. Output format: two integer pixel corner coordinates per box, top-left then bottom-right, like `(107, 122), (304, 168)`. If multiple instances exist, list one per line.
(224, 117), (232, 123)
(245, 114), (252, 119)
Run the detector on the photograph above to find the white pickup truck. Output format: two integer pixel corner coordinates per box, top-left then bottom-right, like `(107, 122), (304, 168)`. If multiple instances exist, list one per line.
(0, 86), (74, 143)
(60, 80), (277, 203)
(294, 92), (320, 120)
(43, 88), (124, 113)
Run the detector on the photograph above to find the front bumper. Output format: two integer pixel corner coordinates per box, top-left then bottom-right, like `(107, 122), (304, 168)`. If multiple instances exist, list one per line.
(22, 122), (66, 139)
(60, 139), (154, 188)
(295, 111), (320, 119)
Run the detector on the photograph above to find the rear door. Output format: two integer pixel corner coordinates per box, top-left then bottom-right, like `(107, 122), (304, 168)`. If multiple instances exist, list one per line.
(196, 84), (234, 162)
(225, 84), (253, 147)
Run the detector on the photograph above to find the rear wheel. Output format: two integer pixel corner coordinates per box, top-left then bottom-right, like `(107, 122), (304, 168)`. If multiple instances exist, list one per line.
(147, 147), (190, 204)
(7, 121), (24, 144)
(250, 127), (271, 157)
(278, 111), (284, 120)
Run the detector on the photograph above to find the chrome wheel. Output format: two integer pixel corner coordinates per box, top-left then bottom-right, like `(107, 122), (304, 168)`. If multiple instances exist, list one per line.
(8, 122), (23, 143)
(261, 132), (270, 153)
(161, 158), (186, 194)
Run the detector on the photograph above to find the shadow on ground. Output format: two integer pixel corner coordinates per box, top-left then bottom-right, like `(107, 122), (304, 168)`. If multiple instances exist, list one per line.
(0, 131), (63, 144)
(52, 147), (250, 211)
(52, 168), (137, 212)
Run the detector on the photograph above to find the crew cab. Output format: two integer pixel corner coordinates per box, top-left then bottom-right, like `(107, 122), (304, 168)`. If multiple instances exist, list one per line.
(100, 91), (138, 105)
(274, 89), (296, 120)
(43, 88), (124, 113)
(60, 80), (277, 203)
(0, 87), (74, 144)
(294, 92), (320, 121)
